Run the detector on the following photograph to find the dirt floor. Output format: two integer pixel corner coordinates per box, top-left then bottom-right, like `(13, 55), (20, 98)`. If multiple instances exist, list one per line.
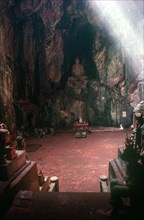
(26, 127), (131, 192)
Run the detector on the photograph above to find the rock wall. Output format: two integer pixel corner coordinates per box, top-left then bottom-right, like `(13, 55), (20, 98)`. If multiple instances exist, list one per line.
(0, 0), (143, 130)
(0, 1), (15, 130)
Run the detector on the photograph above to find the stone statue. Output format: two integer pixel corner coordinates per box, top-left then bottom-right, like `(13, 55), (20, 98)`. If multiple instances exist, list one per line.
(67, 57), (87, 95)
(72, 57), (85, 77)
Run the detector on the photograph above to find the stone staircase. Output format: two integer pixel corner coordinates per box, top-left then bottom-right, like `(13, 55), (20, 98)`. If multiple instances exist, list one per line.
(100, 147), (127, 192)
(0, 150), (58, 219)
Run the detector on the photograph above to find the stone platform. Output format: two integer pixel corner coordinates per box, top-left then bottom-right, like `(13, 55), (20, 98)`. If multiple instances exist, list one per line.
(3, 191), (112, 220)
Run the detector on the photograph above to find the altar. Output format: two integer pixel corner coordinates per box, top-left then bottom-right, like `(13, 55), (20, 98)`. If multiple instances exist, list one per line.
(73, 122), (89, 138)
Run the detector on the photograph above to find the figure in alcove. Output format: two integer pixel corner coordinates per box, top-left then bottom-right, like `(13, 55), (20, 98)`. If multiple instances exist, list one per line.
(72, 57), (85, 77)
(67, 57), (88, 95)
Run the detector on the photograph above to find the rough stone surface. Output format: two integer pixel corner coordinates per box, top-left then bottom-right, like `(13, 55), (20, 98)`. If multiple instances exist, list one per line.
(0, 0), (143, 130)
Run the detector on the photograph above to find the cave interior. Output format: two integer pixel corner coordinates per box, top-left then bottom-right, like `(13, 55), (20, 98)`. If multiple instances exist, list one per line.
(0, 0), (144, 219)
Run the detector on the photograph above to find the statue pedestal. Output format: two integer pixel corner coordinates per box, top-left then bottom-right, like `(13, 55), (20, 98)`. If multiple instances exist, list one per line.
(67, 76), (88, 95)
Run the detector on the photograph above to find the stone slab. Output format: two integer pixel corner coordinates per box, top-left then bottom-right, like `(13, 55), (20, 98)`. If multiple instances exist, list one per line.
(108, 159), (124, 182)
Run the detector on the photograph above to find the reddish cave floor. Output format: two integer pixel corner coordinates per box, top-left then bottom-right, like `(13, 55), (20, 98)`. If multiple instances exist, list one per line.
(26, 128), (130, 192)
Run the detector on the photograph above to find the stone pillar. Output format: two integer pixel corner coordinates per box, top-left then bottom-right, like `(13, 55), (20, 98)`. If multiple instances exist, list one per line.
(50, 176), (59, 192)
(100, 175), (108, 192)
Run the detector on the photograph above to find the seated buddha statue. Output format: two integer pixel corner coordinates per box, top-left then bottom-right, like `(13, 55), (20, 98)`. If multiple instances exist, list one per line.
(72, 57), (85, 77)
(67, 57), (87, 95)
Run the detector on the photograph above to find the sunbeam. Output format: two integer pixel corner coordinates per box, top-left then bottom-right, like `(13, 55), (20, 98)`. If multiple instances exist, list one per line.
(89, 0), (144, 80)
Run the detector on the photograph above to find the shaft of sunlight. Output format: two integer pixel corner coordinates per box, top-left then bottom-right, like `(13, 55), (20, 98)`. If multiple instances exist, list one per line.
(90, 0), (144, 79)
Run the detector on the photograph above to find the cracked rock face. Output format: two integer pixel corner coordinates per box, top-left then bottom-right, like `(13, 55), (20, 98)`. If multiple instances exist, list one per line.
(0, 0), (143, 130)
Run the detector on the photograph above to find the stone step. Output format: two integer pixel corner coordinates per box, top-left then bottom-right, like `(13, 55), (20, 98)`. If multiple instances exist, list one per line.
(118, 147), (124, 158)
(3, 191), (112, 220)
(109, 159), (125, 183)
(114, 159), (126, 179)
(117, 147), (127, 170)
